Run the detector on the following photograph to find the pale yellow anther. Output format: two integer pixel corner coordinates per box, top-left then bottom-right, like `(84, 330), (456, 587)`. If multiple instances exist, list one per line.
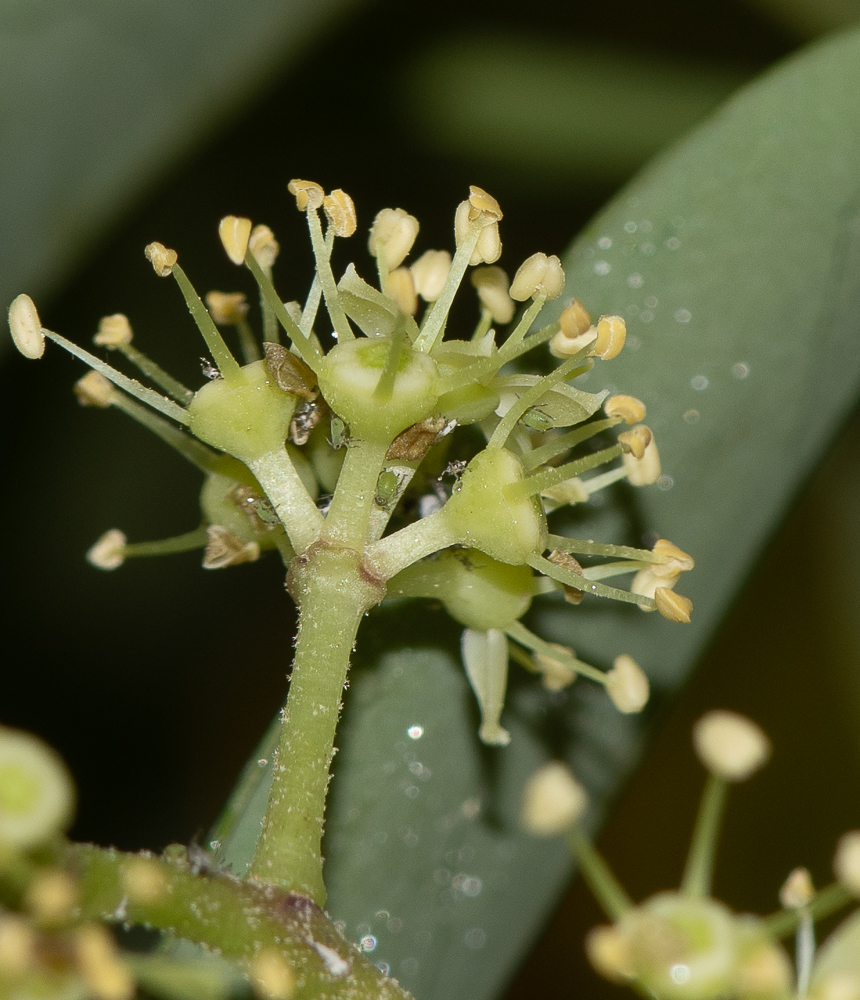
(618, 424), (652, 460)
(604, 394), (646, 425)
(218, 216), (252, 266)
(76, 924), (135, 1000)
(693, 710), (771, 781)
(205, 291), (249, 325)
(471, 266), (515, 324)
(834, 830), (860, 896)
(592, 315), (627, 360)
(549, 326), (597, 359)
(368, 207), (420, 271)
(521, 761), (588, 836)
(0, 915), (35, 975)
(25, 869), (78, 924)
(144, 242), (178, 277)
(510, 253), (564, 301)
(468, 184), (503, 220)
(287, 179), (324, 211)
(249, 224), (280, 268)
(121, 856), (169, 903)
(8, 293), (46, 359)
(584, 925), (634, 983)
(474, 219), (502, 265)
(203, 525), (260, 569)
(559, 299), (592, 338)
(87, 529), (127, 570)
(605, 654), (649, 714)
(631, 568), (680, 603)
(250, 948), (296, 1000)
(385, 267), (418, 316)
(655, 586), (692, 623)
(534, 644), (577, 692)
(94, 313), (133, 348)
(74, 371), (115, 408)
(454, 200), (502, 265)
(541, 478), (589, 506)
(410, 249), (451, 302)
(652, 538), (695, 576)
(779, 867), (814, 909)
(323, 189), (357, 238)
(622, 426), (661, 486)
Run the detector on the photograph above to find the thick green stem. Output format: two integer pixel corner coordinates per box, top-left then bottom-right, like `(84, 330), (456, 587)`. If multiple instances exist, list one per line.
(247, 448), (324, 554)
(249, 545), (383, 904)
(322, 438), (390, 548)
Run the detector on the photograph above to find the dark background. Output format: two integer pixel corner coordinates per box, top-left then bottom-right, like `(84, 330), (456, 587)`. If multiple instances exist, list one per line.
(4, 1), (859, 997)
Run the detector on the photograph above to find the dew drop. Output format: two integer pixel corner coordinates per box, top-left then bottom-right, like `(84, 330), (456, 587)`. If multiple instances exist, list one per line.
(671, 964), (691, 984)
(666, 237), (681, 250)
(597, 236), (612, 249)
(683, 409), (700, 424)
(732, 361), (750, 379)
(257, 758), (268, 768)
(407, 724), (424, 740)
(644, 295), (658, 309)
(627, 272), (643, 288)
(623, 221), (638, 233)
(691, 375), (709, 391)
(674, 308), (691, 323)
(594, 260), (611, 275)
(657, 475), (674, 491)
(360, 935), (378, 952)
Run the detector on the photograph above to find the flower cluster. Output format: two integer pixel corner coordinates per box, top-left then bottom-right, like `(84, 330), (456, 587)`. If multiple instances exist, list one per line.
(522, 711), (860, 1000)
(8, 182), (693, 745)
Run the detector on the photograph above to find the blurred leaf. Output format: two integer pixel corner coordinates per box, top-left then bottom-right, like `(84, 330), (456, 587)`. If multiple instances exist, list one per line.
(742, 0), (860, 38)
(323, 25), (860, 1000)
(0, 0), (367, 337)
(403, 35), (751, 187)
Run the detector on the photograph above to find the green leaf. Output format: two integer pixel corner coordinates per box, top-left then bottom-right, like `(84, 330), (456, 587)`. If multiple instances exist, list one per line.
(323, 26), (860, 1000)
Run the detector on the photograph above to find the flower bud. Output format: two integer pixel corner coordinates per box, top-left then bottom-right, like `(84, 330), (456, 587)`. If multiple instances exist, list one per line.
(8, 293), (45, 359)
(834, 831), (860, 896)
(94, 313), (133, 348)
(75, 371), (115, 408)
(779, 867), (814, 909)
(287, 178), (324, 211)
(249, 224), (280, 268)
(0, 725), (75, 847)
(510, 253), (565, 301)
(605, 394), (646, 424)
(205, 292), (249, 325)
(323, 189), (357, 237)
(219, 216), (252, 265)
(471, 266), (515, 324)
(411, 249), (451, 302)
(521, 761), (588, 835)
(385, 267), (418, 316)
(655, 587), (693, 623)
(368, 208), (420, 271)
(592, 315), (626, 359)
(87, 529), (127, 570)
(693, 710), (771, 781)
(606, 655), (649, 713)
(144, 241), (178, 277)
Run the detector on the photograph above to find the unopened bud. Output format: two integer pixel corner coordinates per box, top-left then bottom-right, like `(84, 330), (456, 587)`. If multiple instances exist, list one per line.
(521, 761), (588, 836)
(250, 948), (296, 1000)
(249, 224), (280, 268)
(606, 655), (649, 713)
(8, 293), (46, 359)
(411, 249), (451, 302)
(622, 427), (661, 486)
(369, 208), (420, 271)
(76, 924), (135, 1000)
(655, 587), (692, 623)
(605, 394), (646, 424)
(510, 253), (565, 301)
(144, 242), (178, 277)
(287, 179), (324, 211)
(780, 867), (814, 909)
(323, 189), (357, 238)
(471, 266), (515, 324)
(693, 710), (771, 781)
(834, 830), (860, 896)
(94, 313), (133, 348)
(618, 424), (652, 460)
(385, 267), (418, 316)
(585, 925), (634, 983)
(87, 529), (127, 570)
(203, 526), (260, 569)
(218, 216), (252, 265)
(592, 315), (626, 360)
(75, 371), (115, 408)
(205, 292), (249, 325)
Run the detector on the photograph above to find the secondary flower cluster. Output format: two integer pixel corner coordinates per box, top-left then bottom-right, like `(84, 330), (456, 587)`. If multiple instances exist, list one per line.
(522, 711), (860, 1000)
(8, 182), (694, 743)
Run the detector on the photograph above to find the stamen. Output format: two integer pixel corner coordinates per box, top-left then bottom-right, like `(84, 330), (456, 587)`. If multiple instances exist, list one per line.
(527, 553), (656, 610)
(94, 314), (193, 403)
(522, 418), (620, 471)
(243, 251), (321, 364)
(170, 264), (242, 384)
(508, 445), (622, 502)
(305, 205), (354, 343)
(205, 292), (260, 364)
